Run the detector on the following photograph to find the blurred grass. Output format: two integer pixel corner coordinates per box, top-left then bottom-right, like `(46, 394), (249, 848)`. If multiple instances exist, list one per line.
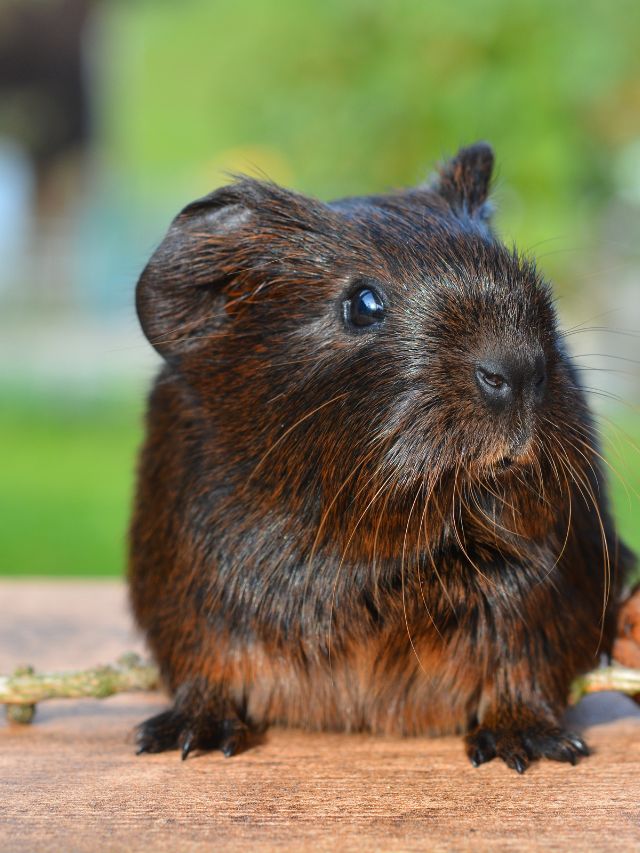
(1, 388), (637, 578)
(600, 413), (640, 576)
(0, 388), (143, 576)
(2, 1), (639, 584)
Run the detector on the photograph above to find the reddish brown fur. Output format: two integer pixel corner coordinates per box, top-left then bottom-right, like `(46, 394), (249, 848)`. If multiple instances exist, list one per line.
(129, 143), (633, 771)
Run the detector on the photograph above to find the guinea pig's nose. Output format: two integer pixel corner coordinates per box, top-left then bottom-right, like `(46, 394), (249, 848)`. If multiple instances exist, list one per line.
(475, 355), (546, 411)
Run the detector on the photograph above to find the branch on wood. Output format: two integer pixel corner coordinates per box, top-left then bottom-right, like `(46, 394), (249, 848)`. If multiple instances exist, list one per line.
(1, 652), (639, 725)
(2, 653), (160, 723)
(569, 664), (640, 704)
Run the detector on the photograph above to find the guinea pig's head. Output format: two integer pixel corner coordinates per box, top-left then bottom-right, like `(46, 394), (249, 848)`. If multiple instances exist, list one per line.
(137, 143), (588, 533)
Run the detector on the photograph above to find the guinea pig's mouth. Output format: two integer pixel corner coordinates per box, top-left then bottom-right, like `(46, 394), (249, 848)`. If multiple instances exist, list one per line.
(467, 432), (537, 477)
(491, 442), (537, 473)
(478, 445), (534, 475)
(467, 450), (518, 480)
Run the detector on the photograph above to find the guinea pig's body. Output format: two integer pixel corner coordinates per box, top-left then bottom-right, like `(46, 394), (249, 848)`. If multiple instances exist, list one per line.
(130, 143), (633, 771)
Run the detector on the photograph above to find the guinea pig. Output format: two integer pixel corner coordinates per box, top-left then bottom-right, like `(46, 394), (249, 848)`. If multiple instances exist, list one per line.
(129, 142), (633, 772)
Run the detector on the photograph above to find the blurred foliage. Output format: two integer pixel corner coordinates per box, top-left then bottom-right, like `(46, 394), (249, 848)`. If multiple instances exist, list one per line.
(1, 1), (638, 577)
(99, 0), (640, 284)
(0, 388), (143, 576)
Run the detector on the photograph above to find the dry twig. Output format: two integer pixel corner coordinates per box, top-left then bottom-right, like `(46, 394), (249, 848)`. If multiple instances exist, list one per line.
(2, 652), (639, 724)
(2, 653), (160, 723)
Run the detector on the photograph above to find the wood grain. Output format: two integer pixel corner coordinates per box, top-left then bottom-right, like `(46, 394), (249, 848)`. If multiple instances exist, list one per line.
(1, 580), (639, 852)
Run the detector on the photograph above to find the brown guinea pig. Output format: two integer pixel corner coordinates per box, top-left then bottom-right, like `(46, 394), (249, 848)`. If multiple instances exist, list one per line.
(129, 142), (634, 772)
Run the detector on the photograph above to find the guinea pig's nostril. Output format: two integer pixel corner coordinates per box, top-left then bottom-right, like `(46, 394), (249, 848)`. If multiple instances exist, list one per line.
(475, 356), (546, 410)
(476, 366), (508, 391)
(475, 363), (514, 411)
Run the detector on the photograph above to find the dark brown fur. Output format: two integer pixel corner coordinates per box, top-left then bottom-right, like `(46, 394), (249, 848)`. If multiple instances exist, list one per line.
(129, 143), (633, 771)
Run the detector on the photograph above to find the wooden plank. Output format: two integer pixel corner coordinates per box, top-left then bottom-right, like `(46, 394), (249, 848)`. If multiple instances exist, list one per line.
(1, 580), (639, 852)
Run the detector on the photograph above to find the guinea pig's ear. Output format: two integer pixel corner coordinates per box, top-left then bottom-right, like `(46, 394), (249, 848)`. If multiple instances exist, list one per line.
(136, 183), (257, 362)
(431, 141), (494, 219)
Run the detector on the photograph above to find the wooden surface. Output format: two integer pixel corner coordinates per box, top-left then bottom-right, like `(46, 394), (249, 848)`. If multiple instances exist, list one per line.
(1, 581), (640, 852)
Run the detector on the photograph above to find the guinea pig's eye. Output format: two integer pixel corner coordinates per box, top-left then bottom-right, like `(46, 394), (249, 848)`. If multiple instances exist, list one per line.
(346, 287), (385, 329)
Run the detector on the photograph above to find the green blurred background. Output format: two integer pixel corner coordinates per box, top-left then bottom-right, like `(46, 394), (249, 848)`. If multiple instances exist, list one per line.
(0, 0), (638, 577)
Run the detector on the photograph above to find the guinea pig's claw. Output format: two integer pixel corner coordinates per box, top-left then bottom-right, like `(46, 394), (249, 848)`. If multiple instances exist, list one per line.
(465, 722), (590, 773)
(221, 739), (239, 757)
(505, 752), (529, 774)
(218, 719), (249, 757)
(135, 708), (249, 759)
(467, 728), (497, 768)
(180, 730), (195, 760)
(135, 709), (184, 754)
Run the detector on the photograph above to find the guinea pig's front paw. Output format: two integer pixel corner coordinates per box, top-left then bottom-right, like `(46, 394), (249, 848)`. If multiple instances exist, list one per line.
(135, 709), (248, 760)
(465, 723), (589, 774)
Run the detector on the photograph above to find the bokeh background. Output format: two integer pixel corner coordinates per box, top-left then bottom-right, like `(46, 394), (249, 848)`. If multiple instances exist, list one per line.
(1, 0), (639, 578)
